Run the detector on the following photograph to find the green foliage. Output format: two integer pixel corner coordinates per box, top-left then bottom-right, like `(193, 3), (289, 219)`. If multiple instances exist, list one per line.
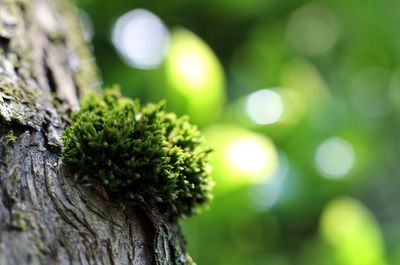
(61, 88), (213, 220)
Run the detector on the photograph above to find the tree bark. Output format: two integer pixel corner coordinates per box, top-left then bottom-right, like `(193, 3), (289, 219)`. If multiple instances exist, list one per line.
(0, 0), (190, 264)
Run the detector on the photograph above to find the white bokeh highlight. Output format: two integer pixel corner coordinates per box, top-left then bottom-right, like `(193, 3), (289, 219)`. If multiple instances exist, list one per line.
(245, 89), (284, 125)
(315, 137), (355, 179)
(226, 137), (271, 176)
(112, 9), (169, 69)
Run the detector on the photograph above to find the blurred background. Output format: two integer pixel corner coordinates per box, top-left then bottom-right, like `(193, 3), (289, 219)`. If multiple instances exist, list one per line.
(75, 0), (400, 264)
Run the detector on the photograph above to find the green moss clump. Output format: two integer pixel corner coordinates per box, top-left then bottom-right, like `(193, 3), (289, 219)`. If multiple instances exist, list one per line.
(5, 130), (17, 144)
(61, 88), (213, 220)
(11, 210), (27, 231)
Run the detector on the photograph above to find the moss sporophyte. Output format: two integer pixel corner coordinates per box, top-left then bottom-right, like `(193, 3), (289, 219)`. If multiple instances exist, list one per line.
(61, 88), (213, 220)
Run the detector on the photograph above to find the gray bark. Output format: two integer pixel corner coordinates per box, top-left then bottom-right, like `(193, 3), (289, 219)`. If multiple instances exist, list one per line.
(0, 0), (190, 264)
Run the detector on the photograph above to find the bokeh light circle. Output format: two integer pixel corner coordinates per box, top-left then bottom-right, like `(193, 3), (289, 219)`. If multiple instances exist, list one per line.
(315, 137), (355, 179)
(112, 9), (169, 69)
(286, 3), (339, 55)
(245, 89), (284, 125)
(204, 124), (279, 191)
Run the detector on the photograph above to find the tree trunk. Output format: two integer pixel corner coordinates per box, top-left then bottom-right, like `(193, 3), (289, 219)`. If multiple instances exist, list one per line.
(0, 0), (190, 264)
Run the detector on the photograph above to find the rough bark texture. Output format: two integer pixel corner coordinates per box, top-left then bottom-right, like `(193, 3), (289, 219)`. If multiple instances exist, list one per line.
(0, 0), (190, 264)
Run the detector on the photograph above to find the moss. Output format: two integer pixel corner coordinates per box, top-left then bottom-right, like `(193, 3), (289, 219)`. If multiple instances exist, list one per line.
(0, 83), (37, 104)
(185, 253), (196, 265)
(61, 88), (213, 220)
(5, 130), (16, 144)
(11, 210), (27, 231)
